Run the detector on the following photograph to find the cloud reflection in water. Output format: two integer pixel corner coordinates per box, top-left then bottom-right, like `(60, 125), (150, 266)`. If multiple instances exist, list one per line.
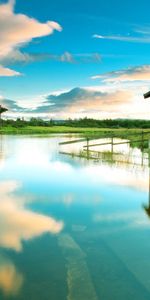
(0, 181), (64, 251)
(0, 254), (23, 296)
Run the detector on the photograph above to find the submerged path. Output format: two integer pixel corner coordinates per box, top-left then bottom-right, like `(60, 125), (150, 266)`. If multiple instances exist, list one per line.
(58, 234), (98, 300)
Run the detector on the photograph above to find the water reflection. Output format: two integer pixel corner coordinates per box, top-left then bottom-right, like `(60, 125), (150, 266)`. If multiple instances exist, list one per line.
(0, 180), (63, 251)
(0, 135), (150, 300)
(0, 254), (23, 297)
(0, 136), (6, 170)
(143, 148), (150, 218)
(60, 137), (149, 192)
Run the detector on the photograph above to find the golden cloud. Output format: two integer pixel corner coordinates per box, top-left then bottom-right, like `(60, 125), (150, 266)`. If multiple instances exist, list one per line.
(92, 65), (150, 82)
(0, 181), (64, 251)
(65, 90), (134, 114)
(0, 65), (20, 77)
(0, 255), (23, 296)
(0, 0), (62, 76)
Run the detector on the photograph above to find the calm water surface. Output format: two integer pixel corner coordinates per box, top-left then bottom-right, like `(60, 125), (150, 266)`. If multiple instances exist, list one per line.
(0, 135), (150, 300)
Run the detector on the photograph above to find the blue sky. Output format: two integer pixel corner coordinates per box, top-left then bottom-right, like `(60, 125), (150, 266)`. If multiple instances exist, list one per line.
(0, 0), (150, 119)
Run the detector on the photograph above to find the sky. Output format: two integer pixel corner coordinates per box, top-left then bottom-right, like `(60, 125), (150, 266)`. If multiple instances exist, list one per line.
(0, 0), (150, 119)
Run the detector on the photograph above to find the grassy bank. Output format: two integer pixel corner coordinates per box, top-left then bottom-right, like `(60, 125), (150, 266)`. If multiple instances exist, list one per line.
(0, 125), (150, 138)
(0, 125), (124, 135)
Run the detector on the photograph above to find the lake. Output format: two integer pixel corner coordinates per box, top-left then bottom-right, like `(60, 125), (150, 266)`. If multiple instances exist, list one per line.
(0, 134), (150, 300)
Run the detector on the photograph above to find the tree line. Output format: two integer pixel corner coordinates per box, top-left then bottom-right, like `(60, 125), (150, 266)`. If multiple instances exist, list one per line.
(2, 117), (150, 128)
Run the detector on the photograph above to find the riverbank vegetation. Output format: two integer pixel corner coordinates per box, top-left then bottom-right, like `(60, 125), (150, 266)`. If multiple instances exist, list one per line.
(0, 118), (150, 140)
(1, 117), (150, 129)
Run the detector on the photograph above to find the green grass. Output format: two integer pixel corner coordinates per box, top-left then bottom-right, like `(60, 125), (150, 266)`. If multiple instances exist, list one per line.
(0, 126), (150, 145)
(0, 125), (111, 134)
(0, 125), (150, 135)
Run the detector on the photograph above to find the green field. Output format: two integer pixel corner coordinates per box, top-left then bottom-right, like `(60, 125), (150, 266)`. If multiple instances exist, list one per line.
(0, 125), (150, 137)
(0, 126), (150, 150)
(0, 125), (114, 134)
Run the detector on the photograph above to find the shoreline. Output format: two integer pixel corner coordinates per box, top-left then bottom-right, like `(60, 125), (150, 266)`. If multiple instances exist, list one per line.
(0, 127), (150, 146)
(0, 126), (150, 135)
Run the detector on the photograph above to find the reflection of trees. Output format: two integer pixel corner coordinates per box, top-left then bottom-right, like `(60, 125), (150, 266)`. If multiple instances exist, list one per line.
(0, 181), (63, 251)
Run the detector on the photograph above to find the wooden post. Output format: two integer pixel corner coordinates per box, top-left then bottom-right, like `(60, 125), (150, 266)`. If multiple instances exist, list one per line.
(142, 140), (150, 218)
(141, 151), (144, 166)
(86, 138), (89, 160)
(111, 137), (114, 153)
(141, 130), (144, 153)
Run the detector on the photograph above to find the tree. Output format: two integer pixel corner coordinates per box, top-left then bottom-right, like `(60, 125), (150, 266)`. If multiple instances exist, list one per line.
(0, 105), (8, 124)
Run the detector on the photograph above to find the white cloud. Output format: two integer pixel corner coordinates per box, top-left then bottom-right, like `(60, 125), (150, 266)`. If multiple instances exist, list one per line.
(60, 52), (74, 63)
(1, 63), (150, 119)
(2, 84), (149, 120)
(0, 65), (21, 77)
(91, 65), (150, 82)
(0, 181), (64, 251)
(93, 25), (150, 43)
(0, 50), (102, 67)
(26, 85), (148, 119)
(0, 0), (62, 76)
(93, 34), (150, 43)
(0, 96), (23, 112)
